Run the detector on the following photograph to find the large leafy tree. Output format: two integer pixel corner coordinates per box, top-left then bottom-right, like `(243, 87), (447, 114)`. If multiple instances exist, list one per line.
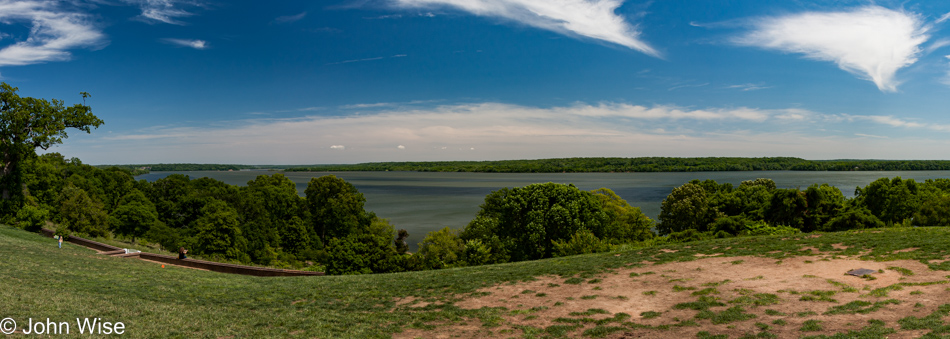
(460, 182), (610, 262)
(325, 217), (402, 275)
(802, 184), (846, 232)
(853, 177), (921, 225)
(193, 199), (248, 262)
(305, 175), (371, 243)
(110, 189), (160, 242)
(241, 174), (311, 255)
(658, 182), (715, 235)
(1, 83), (103, 215)
(57, 184), (109, 237)
(765, 188), (807, 229)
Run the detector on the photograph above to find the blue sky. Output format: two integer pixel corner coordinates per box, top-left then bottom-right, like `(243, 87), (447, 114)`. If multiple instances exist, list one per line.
(3, 0), (950, 164)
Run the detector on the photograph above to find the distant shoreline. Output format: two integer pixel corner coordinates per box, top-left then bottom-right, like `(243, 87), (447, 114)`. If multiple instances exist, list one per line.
(97, 157), (950, 175)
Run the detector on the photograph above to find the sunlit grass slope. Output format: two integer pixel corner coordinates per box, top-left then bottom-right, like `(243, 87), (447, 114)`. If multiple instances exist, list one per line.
(3, 224), (950, 338)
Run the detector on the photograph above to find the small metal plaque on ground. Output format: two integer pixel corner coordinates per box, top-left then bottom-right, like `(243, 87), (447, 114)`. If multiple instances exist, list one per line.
(847, 268), (877, 276)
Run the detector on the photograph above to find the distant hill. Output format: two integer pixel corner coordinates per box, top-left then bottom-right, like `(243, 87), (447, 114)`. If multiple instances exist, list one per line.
(98, 157), (950, 175)
(284, 157), (950, 173)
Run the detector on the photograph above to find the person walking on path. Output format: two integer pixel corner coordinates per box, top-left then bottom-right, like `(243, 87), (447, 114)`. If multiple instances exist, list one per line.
(178, 247), (188, 260)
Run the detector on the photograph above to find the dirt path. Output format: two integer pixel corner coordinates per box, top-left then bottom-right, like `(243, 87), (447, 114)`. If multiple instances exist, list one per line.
(397, 252), (950, 338)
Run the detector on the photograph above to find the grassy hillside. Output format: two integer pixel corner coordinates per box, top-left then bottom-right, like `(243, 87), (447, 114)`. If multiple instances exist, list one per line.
(3, 224), (950, 338)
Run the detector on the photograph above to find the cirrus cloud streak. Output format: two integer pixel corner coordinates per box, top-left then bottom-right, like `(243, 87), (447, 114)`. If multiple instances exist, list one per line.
(0, 0), (105, 67)
(734, 6), (929, 92)
(390, 0), (659, 56)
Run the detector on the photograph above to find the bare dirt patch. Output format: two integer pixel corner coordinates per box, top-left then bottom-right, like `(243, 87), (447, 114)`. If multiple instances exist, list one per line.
(893, 247), (920, 254)
(395, 256), (950, 338)
(831, 243), (849, 250)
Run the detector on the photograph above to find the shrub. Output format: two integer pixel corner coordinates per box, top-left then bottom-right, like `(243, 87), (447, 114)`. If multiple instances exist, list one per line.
(668, 229), (705, 243)
(16, 204), (49, 232)
(416, 227), (465, 269)
(821, 207), (885, 232)
(461, 239), (492, 266)
(552, 228), (615, 257)
(710, 215), (748, 235)
(741, 220), (801, 236)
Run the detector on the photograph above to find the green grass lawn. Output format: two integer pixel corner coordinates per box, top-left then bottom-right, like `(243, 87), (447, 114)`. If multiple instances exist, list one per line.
(4, 224), (950, 338)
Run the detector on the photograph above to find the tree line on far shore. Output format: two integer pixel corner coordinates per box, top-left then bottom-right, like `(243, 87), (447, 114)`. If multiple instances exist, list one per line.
(284, 157), (950, 173)
(102, 157), (950, 175)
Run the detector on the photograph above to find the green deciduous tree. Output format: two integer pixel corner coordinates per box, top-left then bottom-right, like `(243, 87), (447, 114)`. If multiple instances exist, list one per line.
(305, 175), (371, 242)
(325, 217), (402, 275)
(417, 227), (465, 269)
(1, 83), (102, 215)
(460, 182), (610, 262)
(854, 177), (920, 225)
(16, 204), (49, 232)
(765, 188), (807, 229)
(712, 179), (775, 219)
(658, 182), (715, 235)
(57, 184), (109, 237)
(821, 206), (885, 232)
(591, 188), (654, 242)
(110, 189), (159, 242)
(193, 199), (248, 262)
(913, 194), (950, 226)
(802, 184), (845, 232)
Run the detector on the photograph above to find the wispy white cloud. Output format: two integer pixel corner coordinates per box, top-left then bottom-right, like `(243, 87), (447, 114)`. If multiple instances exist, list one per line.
(274, 12), (306, 24)
(937, 12), (950, 24)
(0, 1), (106, 67)
(840, 113), (950, 131)
(925, 38), (950, 55)
(734, 6), (929, 92)
(161, 38), (207, 49)
(325, 54), (407, 65)
(862, 115), (925, 128)
(668, 82), (709, 91)
(339, 100), (438, 109)
(726, 83), (772, 91)
(390, 0), (659, 56)
(342, 102), (393, 109)
(124, 0), (199, 25)
(364, 14), (403, 20)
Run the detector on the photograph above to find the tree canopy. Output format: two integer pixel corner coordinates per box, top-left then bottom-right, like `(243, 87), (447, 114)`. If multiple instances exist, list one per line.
(1, 82), (102, 215)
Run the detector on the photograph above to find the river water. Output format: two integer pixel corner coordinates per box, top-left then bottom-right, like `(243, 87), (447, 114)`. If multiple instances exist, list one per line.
(138, 170), (950, 247)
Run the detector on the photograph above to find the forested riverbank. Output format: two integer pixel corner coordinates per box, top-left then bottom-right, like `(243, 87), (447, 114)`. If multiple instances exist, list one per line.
(102, 157), (950, 175)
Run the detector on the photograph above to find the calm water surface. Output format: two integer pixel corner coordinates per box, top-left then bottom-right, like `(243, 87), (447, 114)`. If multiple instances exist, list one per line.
(139, 170), (950, 247)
